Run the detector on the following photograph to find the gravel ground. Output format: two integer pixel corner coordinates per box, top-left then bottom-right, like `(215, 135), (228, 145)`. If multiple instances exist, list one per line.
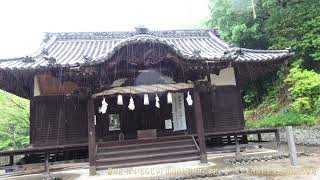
(192, 154), (320, 180)
(191, 144), (320, 180)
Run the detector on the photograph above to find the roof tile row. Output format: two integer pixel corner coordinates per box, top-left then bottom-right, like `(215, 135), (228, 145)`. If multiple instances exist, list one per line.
(0, 29), (292, 70)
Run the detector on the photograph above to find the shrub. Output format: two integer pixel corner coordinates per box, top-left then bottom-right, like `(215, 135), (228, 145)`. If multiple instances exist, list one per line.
(314, 96), (320, 115)
(245, 111), (318, 129)
(290, 97), (312, 113)
(286, 67), (320, 114)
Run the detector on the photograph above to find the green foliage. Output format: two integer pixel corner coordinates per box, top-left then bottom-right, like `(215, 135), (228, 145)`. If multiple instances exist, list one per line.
(241, 74), (281, 109)
(266, 1), (320, 68)
(0, 90), (30, 150)
(207, 0), (320, 128)
(245, 112), (319, 129)
(286, 67), (320, 114)
(206, 0), (269, 49)
(244, 66), (320, 128)
(290, 97), (312, 113)
(314, 97), (320, 115)
(242, 88), (258, 107)
(207, 0), (320, 69)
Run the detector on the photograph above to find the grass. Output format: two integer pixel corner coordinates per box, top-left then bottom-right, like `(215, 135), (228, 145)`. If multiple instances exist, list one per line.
(245, 111), (320, 129)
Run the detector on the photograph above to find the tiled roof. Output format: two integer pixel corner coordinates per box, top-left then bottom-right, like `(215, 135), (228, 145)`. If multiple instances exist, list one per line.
(0, 28), (292, 69)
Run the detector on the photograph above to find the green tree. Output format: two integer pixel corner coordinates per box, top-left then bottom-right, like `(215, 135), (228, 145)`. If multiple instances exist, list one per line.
(207, 0), (320, 69)
(206, 0), (269, 49)
(0, 90), (30, 150)
(265, 0), (320, 70)
(206, 0), (320, 125)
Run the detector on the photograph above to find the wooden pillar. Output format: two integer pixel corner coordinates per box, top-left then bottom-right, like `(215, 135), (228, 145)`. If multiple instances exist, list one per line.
(234, 135), (241, 159)
(257, 133), (262, 148)
(9, 155), (14, 166)
(87, 98), (96, 175)
(193, 88), (208, 164)
(257, 134), (262, 142)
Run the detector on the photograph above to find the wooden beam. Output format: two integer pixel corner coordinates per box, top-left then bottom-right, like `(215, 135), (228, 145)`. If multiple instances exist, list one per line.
(193, 87), (208, 164)
(87, 98), (96, 175)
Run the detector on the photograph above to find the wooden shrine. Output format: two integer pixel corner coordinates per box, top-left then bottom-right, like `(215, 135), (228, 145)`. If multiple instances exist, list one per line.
(0, 27), (292, 174)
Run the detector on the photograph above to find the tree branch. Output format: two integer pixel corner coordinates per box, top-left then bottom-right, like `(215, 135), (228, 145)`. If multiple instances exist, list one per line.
(6, 96), (26, 110)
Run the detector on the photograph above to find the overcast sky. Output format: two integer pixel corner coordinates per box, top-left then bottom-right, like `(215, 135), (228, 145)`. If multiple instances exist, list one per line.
(0, 0), (209, 58)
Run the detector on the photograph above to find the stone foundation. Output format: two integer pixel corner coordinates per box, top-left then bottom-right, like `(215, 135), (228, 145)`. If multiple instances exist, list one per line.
(249, 125), (320, 145)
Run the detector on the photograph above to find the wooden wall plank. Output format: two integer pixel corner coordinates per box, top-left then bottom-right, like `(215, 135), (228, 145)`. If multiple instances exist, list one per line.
(31, 96), (88, 147)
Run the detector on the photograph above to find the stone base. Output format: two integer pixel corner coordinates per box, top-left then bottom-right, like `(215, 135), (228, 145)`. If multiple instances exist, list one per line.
(89, 166), (96, 176)
(200, 154), (208, 164)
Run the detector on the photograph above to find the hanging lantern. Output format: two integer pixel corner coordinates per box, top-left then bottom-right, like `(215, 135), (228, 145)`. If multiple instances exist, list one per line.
(117, 94), (123, 105)
(128, 96), (135, 111)
(99, 98), (108, 114)
(143, 94), (149, 105)
(167, 92), (172, 104)
(186, 91), (193, 106)
(155, 94), (160, 109)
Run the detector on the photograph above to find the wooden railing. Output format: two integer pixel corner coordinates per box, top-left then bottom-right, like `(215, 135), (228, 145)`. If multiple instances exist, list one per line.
(192, 136), (200, 152)
(0, 155), (24, 166)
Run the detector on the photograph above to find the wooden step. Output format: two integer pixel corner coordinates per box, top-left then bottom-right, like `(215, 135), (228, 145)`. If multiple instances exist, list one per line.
(97, 149), (198, 163)
(98, 139), (194, 152)
(96, 149), (199, 167)
(98, 135), (192, 147)
(97, 144), (196, 158)
(95, 136), (199, 170)
(96, 156), (199, 170)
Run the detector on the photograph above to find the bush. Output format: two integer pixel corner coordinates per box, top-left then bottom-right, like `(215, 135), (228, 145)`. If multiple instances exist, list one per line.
(290, 97), (312, 113)
(286, 67), (320, 114)
(314, 96), (320, 115)
(245, 111), (319, 129)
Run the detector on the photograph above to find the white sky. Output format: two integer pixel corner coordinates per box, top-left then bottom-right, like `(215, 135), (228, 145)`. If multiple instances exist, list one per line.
(0, 0), (209, 58)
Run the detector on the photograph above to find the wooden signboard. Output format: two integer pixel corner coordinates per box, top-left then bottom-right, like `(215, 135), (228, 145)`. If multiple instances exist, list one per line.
(172, 93), (187, 131)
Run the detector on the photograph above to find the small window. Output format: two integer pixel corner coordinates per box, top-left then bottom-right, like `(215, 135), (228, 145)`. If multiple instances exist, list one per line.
(108, 114), (120, 131)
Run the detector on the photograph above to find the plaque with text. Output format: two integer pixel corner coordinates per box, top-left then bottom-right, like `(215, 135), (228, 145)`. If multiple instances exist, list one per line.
(172, 93), (187, 131)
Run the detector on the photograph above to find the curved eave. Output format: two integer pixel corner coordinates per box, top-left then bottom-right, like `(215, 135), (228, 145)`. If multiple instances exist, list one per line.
(0, 33), (294, 71)
(0, 52), (293, 72)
